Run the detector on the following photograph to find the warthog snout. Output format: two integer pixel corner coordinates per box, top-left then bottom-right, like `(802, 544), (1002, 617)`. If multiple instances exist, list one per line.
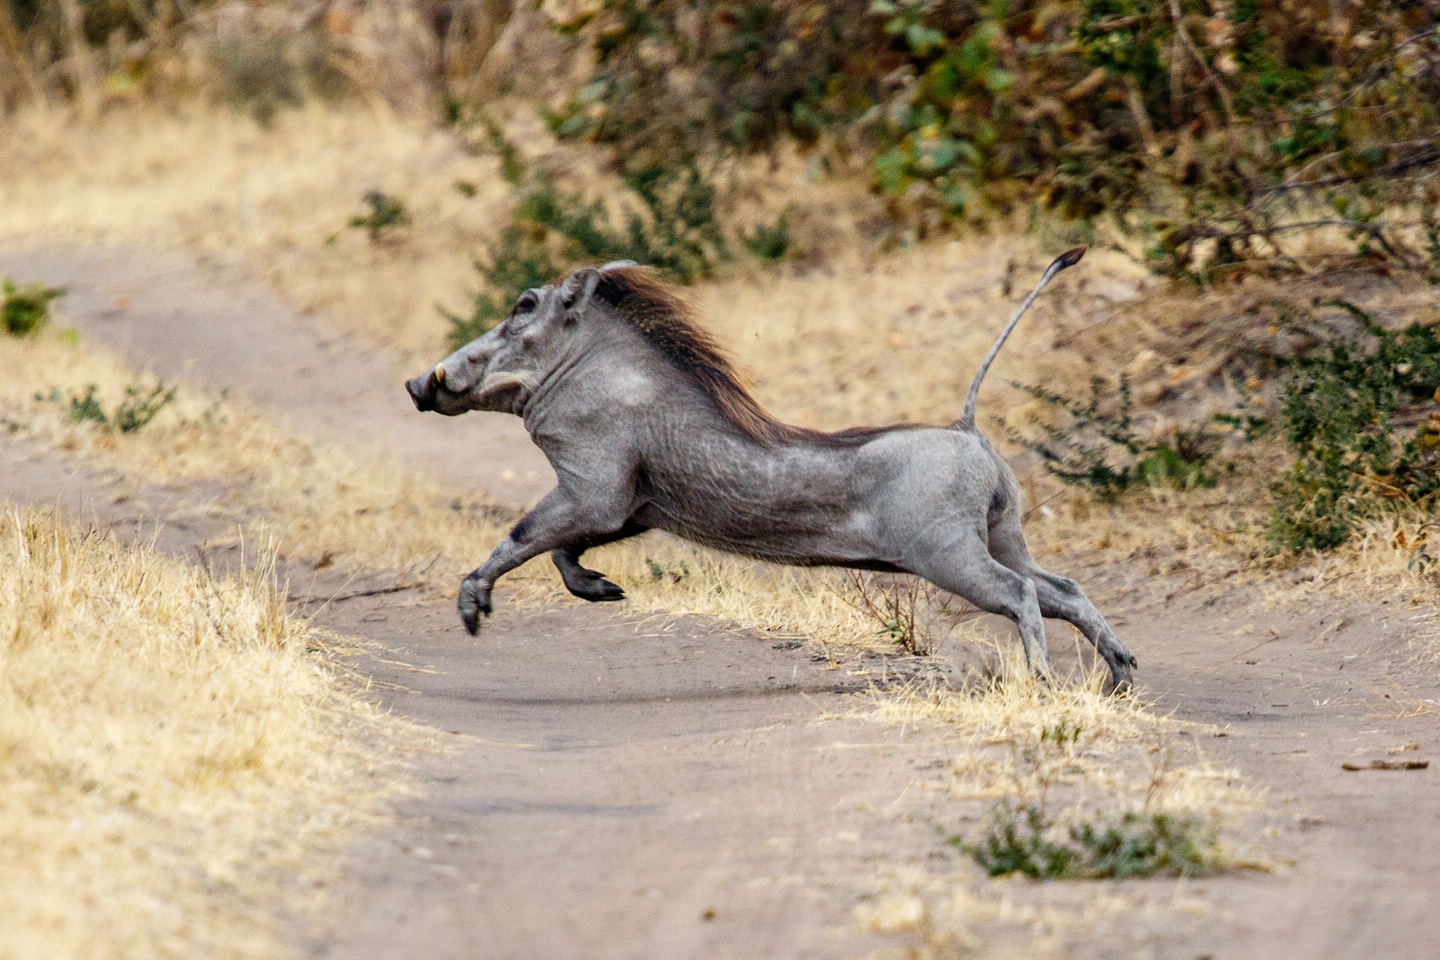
(405, 371), (439, 412)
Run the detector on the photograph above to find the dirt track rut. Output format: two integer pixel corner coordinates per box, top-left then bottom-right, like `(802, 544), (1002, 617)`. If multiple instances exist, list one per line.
(3, 244), (1439, 959)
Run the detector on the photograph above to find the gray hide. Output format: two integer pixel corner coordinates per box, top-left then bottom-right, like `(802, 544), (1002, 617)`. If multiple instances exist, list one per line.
(406, 252), (1137, 688)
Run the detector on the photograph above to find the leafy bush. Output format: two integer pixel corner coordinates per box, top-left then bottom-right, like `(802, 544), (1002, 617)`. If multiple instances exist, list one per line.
(42, 382), (178, 434)
(741, 214), (795, 262)
(3, 278), (64, 336)
(444, 165), (727, 349)
(207, 33), (349, 122)
(958, 800), (1223, 880)
(1005, 375), (1220, 499)
(550, 1), (1440, 276)
(1269, 312), (1440, 552)
(447, 123), (786, 348)
(546, 1), (872, 162)
(444, 225), (563, 348)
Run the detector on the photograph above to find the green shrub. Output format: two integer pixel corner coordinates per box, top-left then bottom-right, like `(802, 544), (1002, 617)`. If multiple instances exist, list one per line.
(545, 1), (871, 162)
(41, 382), (178, 434)
(443, 225), (563, 348)
(549, 2), (1440, 275)
(517, 164), (729, 283)
(1004, 375), (1220, 499)
(740, 214), (795, 262)
(3, 279), (64, 337)
(1268, 311), (1440, 552)
(958, 800), (1223, 880)
(445, 138), (733, 349)
(208, 33), (348, 123)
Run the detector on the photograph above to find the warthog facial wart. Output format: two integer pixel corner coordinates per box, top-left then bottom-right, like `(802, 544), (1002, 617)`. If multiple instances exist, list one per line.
(405, 251), (1137, 689)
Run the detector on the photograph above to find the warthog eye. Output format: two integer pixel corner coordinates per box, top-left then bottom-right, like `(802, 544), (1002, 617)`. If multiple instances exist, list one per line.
(512, 290), (539, 317)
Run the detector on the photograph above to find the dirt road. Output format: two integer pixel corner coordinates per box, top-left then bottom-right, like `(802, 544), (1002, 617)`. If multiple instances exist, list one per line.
(2, 245), (1438, 959)
(0, 245), (552, 506)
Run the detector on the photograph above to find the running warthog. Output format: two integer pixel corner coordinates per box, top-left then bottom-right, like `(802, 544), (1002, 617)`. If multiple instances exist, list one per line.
(407, 251), (1137, 687)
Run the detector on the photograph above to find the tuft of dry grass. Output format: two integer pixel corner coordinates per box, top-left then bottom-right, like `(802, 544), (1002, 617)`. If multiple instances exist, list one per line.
(861, 648), (1256, 818)
(0, 506), (416, 960)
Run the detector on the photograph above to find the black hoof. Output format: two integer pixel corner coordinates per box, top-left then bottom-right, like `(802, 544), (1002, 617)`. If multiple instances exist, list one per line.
(458, 578), (492, 636)
(565, 571), (627, 603)
(1107, 658), (1136, 695)
(580, 578), (626, 603)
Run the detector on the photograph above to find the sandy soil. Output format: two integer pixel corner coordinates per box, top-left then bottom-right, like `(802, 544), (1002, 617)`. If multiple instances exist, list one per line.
(2, 245), (1438, 959)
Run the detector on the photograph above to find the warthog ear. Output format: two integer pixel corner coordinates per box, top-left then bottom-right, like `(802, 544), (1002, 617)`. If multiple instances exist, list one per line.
(559, 267), (604, 321)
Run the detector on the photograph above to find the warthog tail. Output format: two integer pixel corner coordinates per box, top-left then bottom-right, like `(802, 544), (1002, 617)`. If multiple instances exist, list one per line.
(955, 246), (1086, 432)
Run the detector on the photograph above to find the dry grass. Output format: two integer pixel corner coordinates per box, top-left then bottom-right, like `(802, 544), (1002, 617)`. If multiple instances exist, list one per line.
(0, 103), (513, 358)
(863, 653), (1253, 817)
(0, 102), (1339, 956)
(0, 102), (1430, 939)
(0, 505), (416, 960)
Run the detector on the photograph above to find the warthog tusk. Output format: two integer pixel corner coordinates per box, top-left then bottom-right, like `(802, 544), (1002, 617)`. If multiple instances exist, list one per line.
(476, 371), (536, 398)
(433, 364), (446, 385)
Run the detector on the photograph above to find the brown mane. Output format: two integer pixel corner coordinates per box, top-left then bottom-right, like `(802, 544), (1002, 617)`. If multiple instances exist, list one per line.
(593, 266), (914, 445)
(592, 266), (796, 443)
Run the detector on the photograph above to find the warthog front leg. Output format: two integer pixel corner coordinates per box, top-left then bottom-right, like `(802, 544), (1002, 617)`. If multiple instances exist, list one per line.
(458, 490), (633, 634)
(551, 519), (649, 603)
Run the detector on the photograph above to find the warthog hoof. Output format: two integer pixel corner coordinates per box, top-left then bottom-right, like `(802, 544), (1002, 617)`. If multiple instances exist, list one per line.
(458, 575), (493, 636)
(1105, 649), (1139, 694)
(565, 570), (626, 603)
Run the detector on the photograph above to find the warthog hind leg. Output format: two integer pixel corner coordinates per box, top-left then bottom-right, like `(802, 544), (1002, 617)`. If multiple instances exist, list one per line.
(986, 512), (1137, 690)
(551, 519), (649, 602)
(903, 530), (1051, 675)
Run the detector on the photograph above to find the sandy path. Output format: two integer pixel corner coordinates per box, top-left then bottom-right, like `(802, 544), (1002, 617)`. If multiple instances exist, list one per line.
(0, 245), (552, 506)
(3, 245), (1439, 958)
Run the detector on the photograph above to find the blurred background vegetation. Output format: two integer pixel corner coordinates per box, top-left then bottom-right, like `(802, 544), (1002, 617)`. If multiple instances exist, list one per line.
(3, 0), (1439, 554)
(5, 0), (1438, 278)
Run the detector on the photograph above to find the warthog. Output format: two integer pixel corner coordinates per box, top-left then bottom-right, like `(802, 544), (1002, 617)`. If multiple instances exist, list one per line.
(407, 250), (1137, 687)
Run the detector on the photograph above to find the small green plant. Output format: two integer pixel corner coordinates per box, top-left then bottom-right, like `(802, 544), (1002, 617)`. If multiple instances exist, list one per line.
(841, 571), (935, 656)
(445, 140), (730, 350)
(1268, 310), (1440, 552)
(341, 190), (411, 243)
(3, 279), (64, 336)
(512, 165), (729, 283)
(646, 558), (691, 583)
(42, 382), (178, 434)
(958, 800), (1223, 880)
(207, 33), (347, 123)
(1005, 375), (1220, 499)
(443, 225), (562, 348)
(740, 214), (794, 262)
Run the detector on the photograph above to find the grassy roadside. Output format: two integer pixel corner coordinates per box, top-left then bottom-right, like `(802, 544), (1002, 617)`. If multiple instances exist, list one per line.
(0, 505), (417, 960)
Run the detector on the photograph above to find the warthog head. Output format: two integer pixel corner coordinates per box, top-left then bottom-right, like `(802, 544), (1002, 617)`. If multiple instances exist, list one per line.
(406, 264), (614, 417)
